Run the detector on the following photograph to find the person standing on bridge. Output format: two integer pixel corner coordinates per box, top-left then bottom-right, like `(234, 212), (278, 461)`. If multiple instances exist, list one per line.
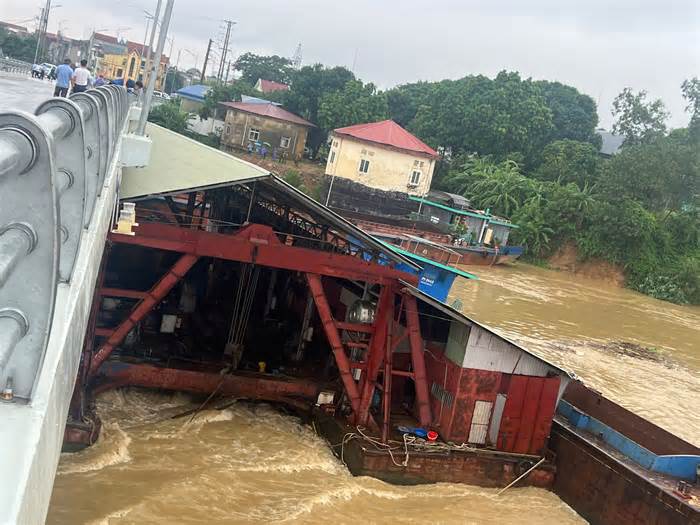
(53, 58), (73, 97)
(71, 59), (91, 94)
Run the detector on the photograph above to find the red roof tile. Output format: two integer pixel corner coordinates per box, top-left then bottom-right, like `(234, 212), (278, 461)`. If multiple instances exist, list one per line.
(257, 79), (290, 93)
(93, 33), (120, 44)
(220, 102), (314, 127)
(334, 120), (437, 157)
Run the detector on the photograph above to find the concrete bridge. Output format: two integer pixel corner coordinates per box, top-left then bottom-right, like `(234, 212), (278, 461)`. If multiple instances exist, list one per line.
(0, 73), (140, 524)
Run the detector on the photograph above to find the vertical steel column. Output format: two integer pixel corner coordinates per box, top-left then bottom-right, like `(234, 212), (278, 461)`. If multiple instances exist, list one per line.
(381, 304), (394, 442)
(355, 285), (393, 426)
(405, 294), (433, 427)
(306, 273), (361, 415)
(90, 253), (198, 374)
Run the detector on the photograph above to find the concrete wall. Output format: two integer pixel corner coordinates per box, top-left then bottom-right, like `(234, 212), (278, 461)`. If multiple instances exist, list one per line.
(220, 109), (309, 160)
(325, 135), (435, 196)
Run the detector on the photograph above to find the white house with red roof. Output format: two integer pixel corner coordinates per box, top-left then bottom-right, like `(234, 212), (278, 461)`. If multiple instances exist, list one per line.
(325, 120), (438, 196)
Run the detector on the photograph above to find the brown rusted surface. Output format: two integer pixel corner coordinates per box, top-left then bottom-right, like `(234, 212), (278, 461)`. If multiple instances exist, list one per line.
(63, 418), (102, 452)
(550, 420), (700, 525)
(563, 381), (700, 456)
(314, 411), (554, 489)
(95, 362), (322, 406)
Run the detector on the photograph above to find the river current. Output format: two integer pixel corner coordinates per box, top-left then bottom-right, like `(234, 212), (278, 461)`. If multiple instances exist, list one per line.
(48, 264), (699, 524)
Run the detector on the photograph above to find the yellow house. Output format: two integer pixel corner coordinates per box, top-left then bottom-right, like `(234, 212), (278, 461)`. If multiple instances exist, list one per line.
(325, 120), (438, 197)
(92, 33), (168, 90)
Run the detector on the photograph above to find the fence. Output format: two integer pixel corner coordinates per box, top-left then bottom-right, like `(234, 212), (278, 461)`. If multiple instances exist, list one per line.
(0, 57), (32, 75)
(0, 85), (130, 401)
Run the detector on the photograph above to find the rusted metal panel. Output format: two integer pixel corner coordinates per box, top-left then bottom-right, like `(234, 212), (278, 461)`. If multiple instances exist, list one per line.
(468, 400), (493, 445)
(529, 376), (560, 455)
(498, 375), (528, 451)
(514, 378), (544, 454)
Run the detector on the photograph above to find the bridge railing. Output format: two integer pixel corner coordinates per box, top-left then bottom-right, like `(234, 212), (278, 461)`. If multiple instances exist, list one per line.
(0, 85), (130, 402)
(0, 57), (32, 75)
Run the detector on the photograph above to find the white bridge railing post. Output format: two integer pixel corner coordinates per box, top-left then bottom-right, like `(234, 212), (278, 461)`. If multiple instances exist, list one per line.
(0, 85), (129, 401)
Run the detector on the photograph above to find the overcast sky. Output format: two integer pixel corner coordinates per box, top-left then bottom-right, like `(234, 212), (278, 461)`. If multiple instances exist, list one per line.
(4, 0), (698, 128)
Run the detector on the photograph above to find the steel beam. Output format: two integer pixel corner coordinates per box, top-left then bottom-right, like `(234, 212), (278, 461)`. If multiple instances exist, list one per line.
(355, 285), (393, 426)
(405, 294), (433, 427)
(99, 287), (148, 299)
(95, 362), (320, 403)
(306, 273), (362, 415)
(89, 254), (198, 374)
(109, 222), (417, 286)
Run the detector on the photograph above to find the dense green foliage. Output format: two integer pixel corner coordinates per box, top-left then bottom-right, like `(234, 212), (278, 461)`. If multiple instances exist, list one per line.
(317, 80), (388, 131)
(0, 28), (38, 63)
(439, 89), (699, 305)
(611, 88), (669, 146)
(233, 53), (293, 84)
(148, 100), (193, 134)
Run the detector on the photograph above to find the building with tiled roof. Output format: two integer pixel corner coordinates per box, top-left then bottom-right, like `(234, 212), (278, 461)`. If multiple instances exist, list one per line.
(254, 78), (290, 94)
(219, 102), (314, 160)
(325, 120), (438, 197)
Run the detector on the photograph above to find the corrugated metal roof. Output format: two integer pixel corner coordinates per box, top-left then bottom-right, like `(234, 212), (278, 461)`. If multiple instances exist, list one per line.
(176, 84), (209, 101)
(121, 123), (418, 269)
(334, 120), (438, 157)
(220, 102), (314, 127)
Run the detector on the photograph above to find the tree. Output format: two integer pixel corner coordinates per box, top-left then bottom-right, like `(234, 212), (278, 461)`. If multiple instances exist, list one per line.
(534, 139), (601, 188)
(408, 72), (554, 167)
(233, 53), (293, 85)
(148, 100), (193, 134)
(535, 80), (600, 145)
(280, 64), (355, 123)
(0, 28), (38, 63)
(681, 77), (700, 139)
(317, 80), (388, 133)
(386, 81), (436, 127)
(611, 88), (669, 146)
(597, 134), (698, 213)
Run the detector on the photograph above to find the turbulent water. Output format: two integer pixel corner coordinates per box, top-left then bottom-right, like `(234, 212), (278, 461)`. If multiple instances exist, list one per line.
(48, 264), (699, 524)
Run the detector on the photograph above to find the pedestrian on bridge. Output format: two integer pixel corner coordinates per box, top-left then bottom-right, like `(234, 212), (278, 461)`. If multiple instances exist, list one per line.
(71, 59), (91, 94)
(53, 58), (73, 97)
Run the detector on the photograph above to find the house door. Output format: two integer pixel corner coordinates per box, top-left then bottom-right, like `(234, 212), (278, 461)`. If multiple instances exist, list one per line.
(468, 400), (493, 445)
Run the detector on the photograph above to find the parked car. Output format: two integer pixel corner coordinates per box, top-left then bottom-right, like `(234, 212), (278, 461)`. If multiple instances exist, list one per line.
(153, 90), (171, 100)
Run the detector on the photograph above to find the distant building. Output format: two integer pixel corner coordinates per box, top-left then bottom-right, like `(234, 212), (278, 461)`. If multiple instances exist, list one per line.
(176, 84), (209, 113)
(254, 78), (290, 94)
(0, 21), (29, 35)
(596, 129), (625, 156)
(325, 120), (438, 197)
(44, 32), (88, 65)
(90, 33), (169, 90)
(219, 101), (314, 160)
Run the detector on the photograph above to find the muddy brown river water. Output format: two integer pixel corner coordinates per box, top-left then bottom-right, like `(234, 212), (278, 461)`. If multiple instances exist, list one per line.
(48, 264), (700, 524)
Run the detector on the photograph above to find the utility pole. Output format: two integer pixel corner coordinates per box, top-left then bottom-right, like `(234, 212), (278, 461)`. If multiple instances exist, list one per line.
(33, 0), (52, 64)
(143, 0), (163, 89)
(200, 38), (212, 83)
(137, 0), (175, 136)
(217, 19), (234, 81)
(225, 60), (231, 83)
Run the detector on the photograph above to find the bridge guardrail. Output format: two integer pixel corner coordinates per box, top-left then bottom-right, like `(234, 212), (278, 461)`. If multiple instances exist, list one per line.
(0, 57), (32, 76)
(0, 85), (129, 401)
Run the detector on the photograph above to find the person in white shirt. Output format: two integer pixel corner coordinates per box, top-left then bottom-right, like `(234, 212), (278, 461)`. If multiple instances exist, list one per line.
(71, 59), (91, 93)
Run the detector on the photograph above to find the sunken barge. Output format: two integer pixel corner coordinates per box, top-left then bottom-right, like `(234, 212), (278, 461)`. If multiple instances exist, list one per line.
(67, 124), (698, 525)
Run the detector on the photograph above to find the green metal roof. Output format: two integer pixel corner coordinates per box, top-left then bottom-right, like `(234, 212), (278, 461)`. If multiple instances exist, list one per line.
(378, 240), (478, 280)
(409, 196), (519, 228)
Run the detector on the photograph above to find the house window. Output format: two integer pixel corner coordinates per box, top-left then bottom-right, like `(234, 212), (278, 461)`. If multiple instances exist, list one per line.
(248, 128), (260, 141)
(359, 159), (370, 173)
(116, 68), (123, 77)
(409, 170), (421, 186)
(280, 136), (291, 148)
(226, 125), (231, 135)
(127, 56), (136, 77)
(329, 151), (336, 164)
(414, 160), (420, 167)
